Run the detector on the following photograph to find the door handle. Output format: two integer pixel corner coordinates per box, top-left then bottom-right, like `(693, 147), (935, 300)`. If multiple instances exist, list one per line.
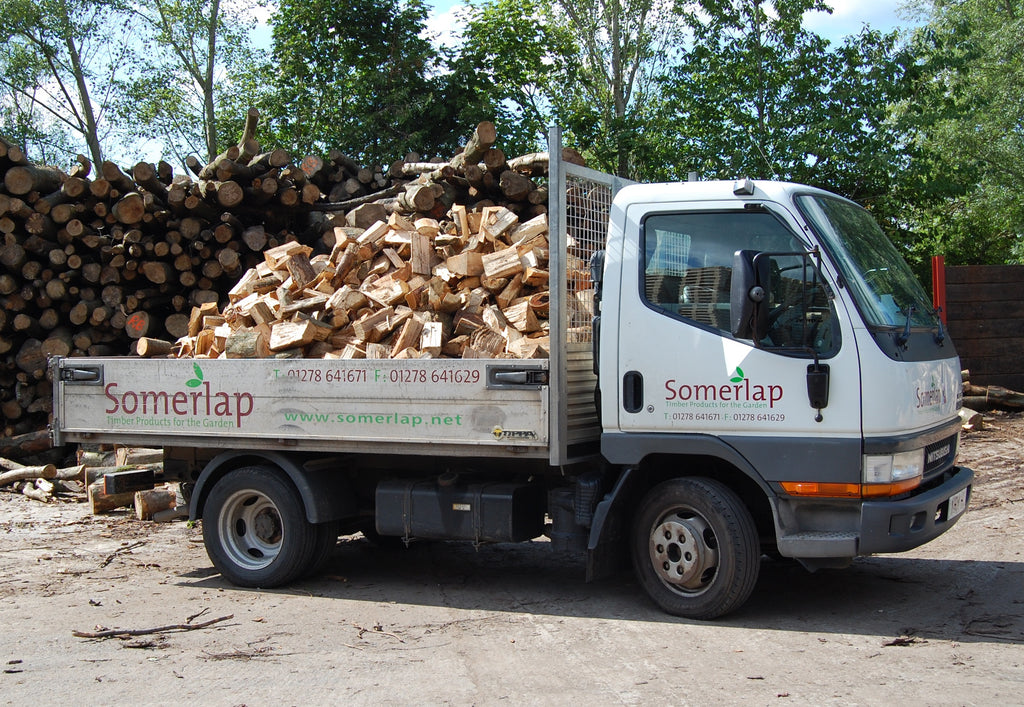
(487, 366), (548, 389)
(623, 371), (643, 413)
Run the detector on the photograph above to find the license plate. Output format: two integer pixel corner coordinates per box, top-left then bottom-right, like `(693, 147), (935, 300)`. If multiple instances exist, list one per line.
(948, 487), (968, 519)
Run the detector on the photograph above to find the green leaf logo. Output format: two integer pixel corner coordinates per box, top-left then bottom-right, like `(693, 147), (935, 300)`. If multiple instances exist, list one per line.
(186, 363), (204, 388)
(730, 367), (745, 383)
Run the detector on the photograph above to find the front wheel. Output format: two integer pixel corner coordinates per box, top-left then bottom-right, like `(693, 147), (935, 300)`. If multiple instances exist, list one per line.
(202, 466), (317, 587)
(632, 477), (759, 619)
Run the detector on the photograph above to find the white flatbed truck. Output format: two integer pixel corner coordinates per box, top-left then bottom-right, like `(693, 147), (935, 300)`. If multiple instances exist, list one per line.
(51, 129), (972, 618)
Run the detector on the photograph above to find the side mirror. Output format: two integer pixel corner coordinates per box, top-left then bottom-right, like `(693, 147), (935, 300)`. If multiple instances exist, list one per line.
(730, 250), (770, 340)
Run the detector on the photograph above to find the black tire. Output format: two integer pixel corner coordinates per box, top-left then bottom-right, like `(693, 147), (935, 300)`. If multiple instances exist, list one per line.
(202, 466), (317, 588)
(305, 521), (340, 578)
(631, 477), (759, 619)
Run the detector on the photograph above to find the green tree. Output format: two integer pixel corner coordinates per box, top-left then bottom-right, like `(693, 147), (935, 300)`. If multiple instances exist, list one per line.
(661, 0), (905, 186)
(260, 0), (494, 164)
(0, 41), (78, 164)
(656, 0), (937, 278)
(457, 0), (577, 156)
(898, 0), (1024, 268)
(0, 0), (132, 165)
(119, 0), (265, 164)
(462, 0), (688, 178)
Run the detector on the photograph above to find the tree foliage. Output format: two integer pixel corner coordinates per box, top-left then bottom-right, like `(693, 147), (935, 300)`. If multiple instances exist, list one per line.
(897, 0), (1024, 268)
(661, 1), (911, 191)
(260, 0), (496, 164)
(117, 0), (264, 164)
(0, 0), (133, 165)
(463, 0), (687, 178)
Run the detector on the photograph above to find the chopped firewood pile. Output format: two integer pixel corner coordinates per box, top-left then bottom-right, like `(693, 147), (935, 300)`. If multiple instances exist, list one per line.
(1, 115), (593, 448)
(160, 202), (557, 361)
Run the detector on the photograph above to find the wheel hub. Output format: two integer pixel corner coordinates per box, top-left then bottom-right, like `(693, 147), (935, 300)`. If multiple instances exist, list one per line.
(219, 490), (284, 570)
(649, 515), (719, 592)
(252, 508), (282, 545)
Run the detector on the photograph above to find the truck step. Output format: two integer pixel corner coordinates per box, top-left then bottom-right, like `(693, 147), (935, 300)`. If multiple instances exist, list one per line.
(776, 530), (858, 558)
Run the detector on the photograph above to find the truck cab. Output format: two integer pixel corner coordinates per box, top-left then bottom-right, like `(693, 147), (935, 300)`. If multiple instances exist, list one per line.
(593, 179), (972, 617)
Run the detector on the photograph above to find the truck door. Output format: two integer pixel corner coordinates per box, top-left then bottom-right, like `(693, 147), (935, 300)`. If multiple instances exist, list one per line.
(611, 202), (863, 477)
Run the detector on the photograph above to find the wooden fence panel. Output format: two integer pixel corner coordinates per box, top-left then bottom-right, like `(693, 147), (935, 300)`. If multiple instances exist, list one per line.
(945, 264), (1024, 391)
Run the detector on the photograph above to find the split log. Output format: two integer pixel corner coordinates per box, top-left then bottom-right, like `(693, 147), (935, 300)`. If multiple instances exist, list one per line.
(87, 480), (137, 514)
(135, 488), (177, 520)
(115, 447), (163, 466)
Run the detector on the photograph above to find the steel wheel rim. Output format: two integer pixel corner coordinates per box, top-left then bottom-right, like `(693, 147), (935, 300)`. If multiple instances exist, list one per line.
(648, 508), (719, 596)
(218, 489), (284, 571)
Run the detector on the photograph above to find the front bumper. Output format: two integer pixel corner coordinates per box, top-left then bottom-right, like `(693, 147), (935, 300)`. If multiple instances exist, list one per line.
(775, 465), (973, 559)
(859, 465), (973, 554)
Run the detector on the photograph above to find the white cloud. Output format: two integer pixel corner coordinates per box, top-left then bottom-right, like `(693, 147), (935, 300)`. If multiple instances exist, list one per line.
(423, 2), (466, 50)
(805, 0), (921, 42)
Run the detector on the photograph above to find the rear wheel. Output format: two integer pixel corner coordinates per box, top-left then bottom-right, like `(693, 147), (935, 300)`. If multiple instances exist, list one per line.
(632, 477), (759, 619)
(202, 466), (317, 587)
(306, 521), (340, 577)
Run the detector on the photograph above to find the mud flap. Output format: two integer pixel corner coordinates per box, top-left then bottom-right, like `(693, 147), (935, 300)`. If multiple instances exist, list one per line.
(586, 467), (640, 581)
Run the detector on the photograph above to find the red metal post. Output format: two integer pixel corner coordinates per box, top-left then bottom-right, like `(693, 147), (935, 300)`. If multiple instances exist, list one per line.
(931, 255), (947, 323)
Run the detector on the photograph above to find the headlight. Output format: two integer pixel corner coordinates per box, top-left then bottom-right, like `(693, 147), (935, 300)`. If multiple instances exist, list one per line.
(863, 449), (924, 496)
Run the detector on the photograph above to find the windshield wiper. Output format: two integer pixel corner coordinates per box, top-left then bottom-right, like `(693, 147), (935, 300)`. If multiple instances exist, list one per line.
(934, 307), (946, 345)
(895, 305), (915, 347)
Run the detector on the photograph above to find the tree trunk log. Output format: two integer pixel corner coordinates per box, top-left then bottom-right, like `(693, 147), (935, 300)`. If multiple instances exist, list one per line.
(88, 479), (136, 514)
(134, 488), (177, 520)
(0, 464), (57, 486)
(4, 165), (64, 195)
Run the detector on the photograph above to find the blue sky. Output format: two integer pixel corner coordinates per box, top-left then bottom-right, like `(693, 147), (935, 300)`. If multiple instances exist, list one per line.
(423, 0), (921, 46)
(803, 0), (920, 41)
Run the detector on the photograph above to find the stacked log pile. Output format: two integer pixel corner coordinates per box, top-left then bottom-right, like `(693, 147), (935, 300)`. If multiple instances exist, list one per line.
(1, 117), (592, 451)
(961, 369), (1024, 430)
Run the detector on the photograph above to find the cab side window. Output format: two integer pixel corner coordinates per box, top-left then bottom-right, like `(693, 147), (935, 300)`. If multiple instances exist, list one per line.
(642, 211), (837, 356)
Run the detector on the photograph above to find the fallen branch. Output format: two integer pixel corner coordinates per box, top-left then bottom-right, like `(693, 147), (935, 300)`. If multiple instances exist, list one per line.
(101, 540), (146, 568)
(350, 621), (405, 643)
(202, 646), (274, 660)
(309, 183), (404, 212)
(73, 614), (233, 639)
(20, 481), (52, 503)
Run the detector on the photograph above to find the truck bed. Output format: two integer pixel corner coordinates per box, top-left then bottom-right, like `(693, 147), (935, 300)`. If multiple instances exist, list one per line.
(53, 357), (553, 458)
(51, 129), (629, 466)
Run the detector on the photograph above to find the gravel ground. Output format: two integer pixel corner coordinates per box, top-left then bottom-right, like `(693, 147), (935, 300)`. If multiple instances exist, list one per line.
(1, 414), (1021, 705)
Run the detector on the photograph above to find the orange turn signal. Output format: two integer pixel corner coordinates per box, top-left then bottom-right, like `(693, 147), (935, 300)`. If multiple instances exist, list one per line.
(780, 482), (862, 498)
(780, 478), (922, 499)
(860, 478), (922, 497)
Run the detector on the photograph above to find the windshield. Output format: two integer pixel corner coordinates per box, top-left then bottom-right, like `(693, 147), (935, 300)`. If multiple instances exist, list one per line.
(795, 195), (938, 328)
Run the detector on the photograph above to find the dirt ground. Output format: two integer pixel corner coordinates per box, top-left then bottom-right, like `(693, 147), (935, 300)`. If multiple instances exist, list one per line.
(1, 415), (1022, 706)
